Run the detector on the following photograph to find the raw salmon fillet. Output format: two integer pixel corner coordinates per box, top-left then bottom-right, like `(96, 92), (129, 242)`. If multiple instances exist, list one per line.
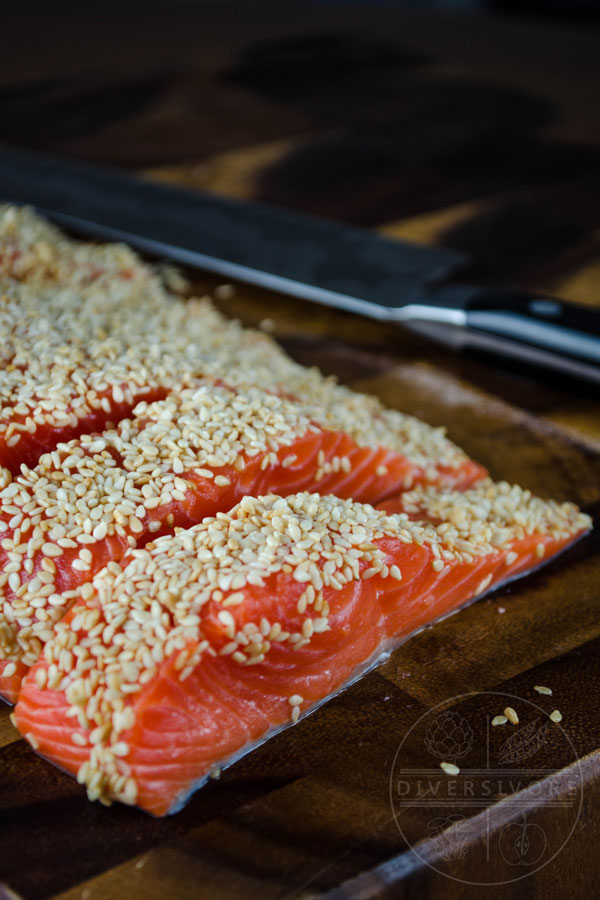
(0, 378), (483, 702)
(0, 206), (484, 496)
(13, 486), (590, 815)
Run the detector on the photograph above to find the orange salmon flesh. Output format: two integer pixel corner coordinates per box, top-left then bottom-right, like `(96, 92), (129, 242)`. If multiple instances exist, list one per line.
(0, 379), (484, 703)
(13, 486), (590, 815)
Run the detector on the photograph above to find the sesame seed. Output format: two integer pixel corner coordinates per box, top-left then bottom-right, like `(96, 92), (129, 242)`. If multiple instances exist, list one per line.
(534, 685), (552, 695)
(440, 761), (460, 775)
(217, 610), (236, 634)
(222, 591), (245, 607)
(41, 543), (62, 557)
(112, 742), (130, 757)
(492, 715), (507, 726)
(25, 732), (39, 750)
(476, 574), (493, 595)
(549, 709), (563, 723)
(504, 707), (519, 725)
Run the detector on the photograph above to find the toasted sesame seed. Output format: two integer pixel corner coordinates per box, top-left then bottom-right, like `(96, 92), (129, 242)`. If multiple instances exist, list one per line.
(504, 707), (519, 725)
(25, 732), (39, 750)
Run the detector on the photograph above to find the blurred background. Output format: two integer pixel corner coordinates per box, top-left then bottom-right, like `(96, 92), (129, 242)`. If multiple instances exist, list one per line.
(0, 0), (599, 304)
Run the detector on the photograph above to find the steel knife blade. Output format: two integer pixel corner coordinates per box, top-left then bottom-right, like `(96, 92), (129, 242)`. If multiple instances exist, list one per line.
(0, 146), (598, 385)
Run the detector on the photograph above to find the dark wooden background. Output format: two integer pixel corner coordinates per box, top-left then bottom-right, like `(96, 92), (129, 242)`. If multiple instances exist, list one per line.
(0, 3), (599, 898)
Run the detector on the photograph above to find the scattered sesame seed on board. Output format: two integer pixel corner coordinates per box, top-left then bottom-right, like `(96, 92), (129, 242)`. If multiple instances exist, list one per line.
(440, 761), (460, 775)
(549, 710), (563, 723)
(534, 685), (553, 696)
(504, 707), (519, 725)
(492, 715), (508, 726)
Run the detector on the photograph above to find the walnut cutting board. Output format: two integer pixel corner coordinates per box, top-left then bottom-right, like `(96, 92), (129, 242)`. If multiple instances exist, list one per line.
(1, 4), (600, 896)
(0, 280), (599, 900)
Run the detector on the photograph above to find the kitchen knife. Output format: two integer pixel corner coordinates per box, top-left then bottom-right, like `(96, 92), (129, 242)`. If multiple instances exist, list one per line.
(0, 146), (598, 385)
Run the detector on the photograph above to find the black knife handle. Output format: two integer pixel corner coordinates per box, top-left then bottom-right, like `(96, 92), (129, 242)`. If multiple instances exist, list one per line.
(463, 289), (600, 367)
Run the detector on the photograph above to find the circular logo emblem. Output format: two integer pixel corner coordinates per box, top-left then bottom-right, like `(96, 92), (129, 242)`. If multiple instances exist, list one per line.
(389, 691), (582, 885)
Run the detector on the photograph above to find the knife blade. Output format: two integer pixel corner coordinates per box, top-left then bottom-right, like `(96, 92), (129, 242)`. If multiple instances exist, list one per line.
(0, 146), (598, 385)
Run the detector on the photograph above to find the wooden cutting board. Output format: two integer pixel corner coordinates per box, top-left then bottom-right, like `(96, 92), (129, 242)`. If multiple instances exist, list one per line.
(0, 276), (599, 900)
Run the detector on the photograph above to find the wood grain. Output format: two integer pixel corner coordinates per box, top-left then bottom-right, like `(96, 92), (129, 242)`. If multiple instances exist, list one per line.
(0, 4), (599, 898)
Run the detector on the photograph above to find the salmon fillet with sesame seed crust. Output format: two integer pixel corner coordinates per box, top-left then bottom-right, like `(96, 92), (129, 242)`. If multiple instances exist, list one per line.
(0, 270), (268, 474)
(0, 206), (486, 491)
(0, 379), (484, 703)
(13, 486), (590, 815)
